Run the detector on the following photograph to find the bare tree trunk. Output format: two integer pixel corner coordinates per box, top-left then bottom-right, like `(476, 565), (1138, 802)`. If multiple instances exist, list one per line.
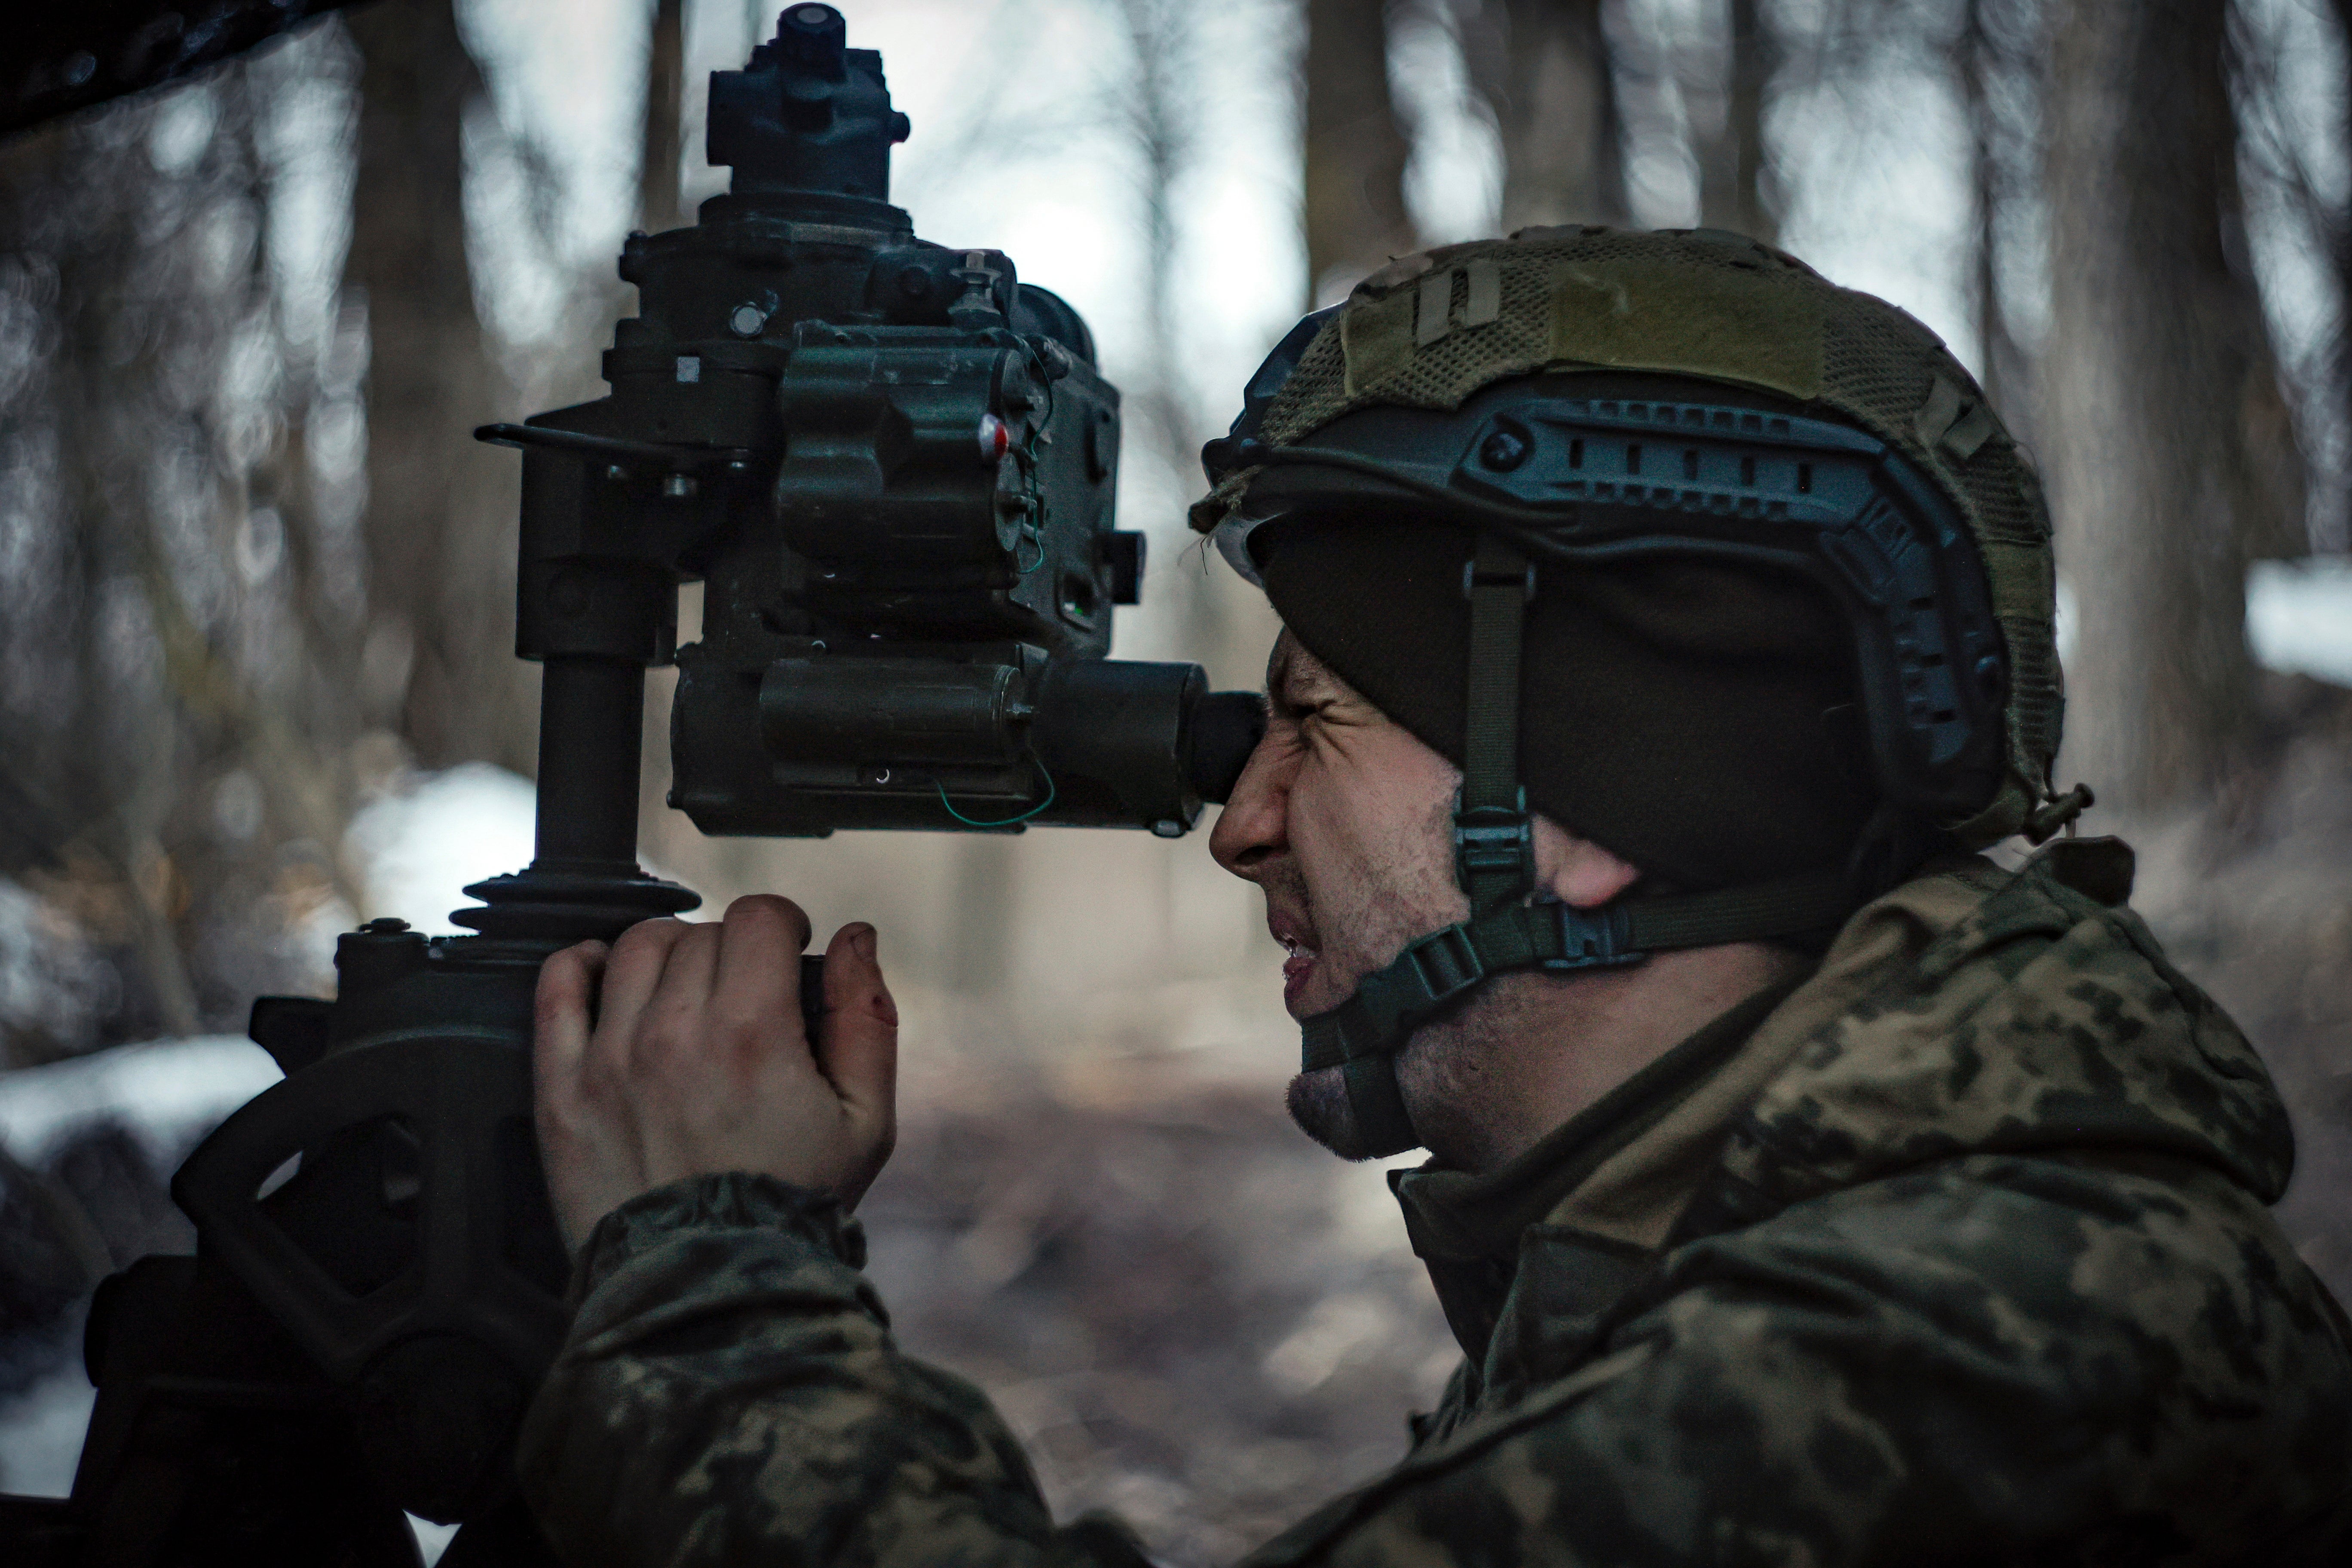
(1684, 0), (1768, 239)
(1722, 0), (1776, 241)
(1691, 0), (1777, 242)
(1304, 0), (1418, 303)
(1122, 0), (1211, 480)
(2326, 0), (2352, 554)
(1113, 0), (1226, 633)
(345, 0), (530, 774)
(1458, 0), (1627, 231)
(642, 0), (686, 233)
(2044, 0), (2304, 811)
(1956, 0), (2027, 416)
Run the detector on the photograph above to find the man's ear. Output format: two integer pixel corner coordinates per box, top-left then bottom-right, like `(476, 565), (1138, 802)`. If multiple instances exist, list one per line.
(1531, 818), (1644, 910)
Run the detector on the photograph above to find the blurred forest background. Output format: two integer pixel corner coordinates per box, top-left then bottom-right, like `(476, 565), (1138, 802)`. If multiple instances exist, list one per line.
(6, 0), (2352, 1559)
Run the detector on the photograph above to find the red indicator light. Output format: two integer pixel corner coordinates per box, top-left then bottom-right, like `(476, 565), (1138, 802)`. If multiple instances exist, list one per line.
(977, 413), (1010, 463)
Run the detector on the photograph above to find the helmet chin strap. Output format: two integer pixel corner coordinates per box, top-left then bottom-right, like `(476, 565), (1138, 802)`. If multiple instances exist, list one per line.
(1297, 536), (1856, 1158)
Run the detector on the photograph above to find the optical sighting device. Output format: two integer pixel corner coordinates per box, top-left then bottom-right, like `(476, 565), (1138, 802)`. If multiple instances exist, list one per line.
(0, 9), (1262, 1562)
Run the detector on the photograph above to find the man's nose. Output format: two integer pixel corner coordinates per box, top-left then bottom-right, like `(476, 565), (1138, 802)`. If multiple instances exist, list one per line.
(1209, 735), (1287, 880)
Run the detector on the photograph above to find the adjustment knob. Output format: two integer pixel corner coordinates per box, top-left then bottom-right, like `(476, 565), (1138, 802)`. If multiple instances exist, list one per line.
(778, 4), (847, 70)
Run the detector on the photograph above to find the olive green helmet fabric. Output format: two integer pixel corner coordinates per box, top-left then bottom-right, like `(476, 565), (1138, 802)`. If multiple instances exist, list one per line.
(1260, 514), (1878, 891)
(1192, 227), (2060, 846)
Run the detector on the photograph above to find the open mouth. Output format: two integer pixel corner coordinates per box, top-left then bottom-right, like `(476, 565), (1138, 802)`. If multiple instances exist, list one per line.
(1277, 932), (1320, 1011)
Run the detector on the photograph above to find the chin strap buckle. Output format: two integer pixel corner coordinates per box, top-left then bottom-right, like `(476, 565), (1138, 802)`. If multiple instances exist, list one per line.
(1456, 534), (1537, 915)
(1455, 791), (1535, 907)
(1300, 898), (1652, 1076)
(1542, 900), (1643, 970)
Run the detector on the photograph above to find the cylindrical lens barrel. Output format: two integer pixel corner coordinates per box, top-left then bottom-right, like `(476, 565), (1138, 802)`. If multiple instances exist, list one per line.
(1184, 691), (1266, 805)
(1030, 658), (1203, 828)
(760, 657), (1026, 765)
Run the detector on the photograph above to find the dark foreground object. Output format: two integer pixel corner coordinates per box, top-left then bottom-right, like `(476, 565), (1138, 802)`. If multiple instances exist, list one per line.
(3, 1), (367, 139)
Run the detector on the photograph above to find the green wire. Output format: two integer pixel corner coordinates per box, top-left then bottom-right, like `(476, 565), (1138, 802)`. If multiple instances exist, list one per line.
(1012, 524), (1047, 574)
(936, 763), (1056, 827)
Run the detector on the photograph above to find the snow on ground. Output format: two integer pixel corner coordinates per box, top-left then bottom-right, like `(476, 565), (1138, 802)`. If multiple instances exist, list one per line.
(344, 760), (542, 933)
(2250, 558), (2352, 686)
(0, 882), (113, 1061)
(0, 1036), (279, 1173)
(0, 1365), (93, 1499)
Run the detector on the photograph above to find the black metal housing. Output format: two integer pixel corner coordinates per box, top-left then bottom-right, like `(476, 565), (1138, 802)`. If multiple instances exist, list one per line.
(2, 0), (364, 138)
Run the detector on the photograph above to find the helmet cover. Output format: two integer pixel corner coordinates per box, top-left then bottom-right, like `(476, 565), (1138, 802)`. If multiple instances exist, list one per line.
(1192, 226), (2060, 846)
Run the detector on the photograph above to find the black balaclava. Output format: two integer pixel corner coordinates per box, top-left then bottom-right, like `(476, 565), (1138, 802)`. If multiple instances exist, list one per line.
(1257, 515), (1877, 891)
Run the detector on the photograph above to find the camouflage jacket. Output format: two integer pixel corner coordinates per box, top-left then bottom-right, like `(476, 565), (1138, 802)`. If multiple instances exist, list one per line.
(517, 841), (2352, 1565)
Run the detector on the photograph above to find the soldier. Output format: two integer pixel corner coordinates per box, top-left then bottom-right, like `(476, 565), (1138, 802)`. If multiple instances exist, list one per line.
(518, 228), (2352, 1564)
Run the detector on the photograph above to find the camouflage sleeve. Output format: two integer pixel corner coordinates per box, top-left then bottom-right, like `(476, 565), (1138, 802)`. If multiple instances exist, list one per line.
(521, 1162), (2348, 1567)
(515, 1173), (1154, 1568)
(1250, 1154), (2352, 1567)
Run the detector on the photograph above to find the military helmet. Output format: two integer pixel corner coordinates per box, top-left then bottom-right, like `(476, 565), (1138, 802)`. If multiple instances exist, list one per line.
(1195, 226), (2071, 1158)
(1195, 225), (2064, 849)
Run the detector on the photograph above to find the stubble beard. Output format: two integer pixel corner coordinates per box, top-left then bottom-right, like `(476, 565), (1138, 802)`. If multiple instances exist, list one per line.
(1283, 995), (1515, 1164)
(1284, 1067), (1378, 1160)
(1268, 795), (1478, 1161)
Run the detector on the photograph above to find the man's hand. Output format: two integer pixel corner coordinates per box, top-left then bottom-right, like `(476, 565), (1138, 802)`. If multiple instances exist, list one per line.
(533, 895), (898, 1251)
